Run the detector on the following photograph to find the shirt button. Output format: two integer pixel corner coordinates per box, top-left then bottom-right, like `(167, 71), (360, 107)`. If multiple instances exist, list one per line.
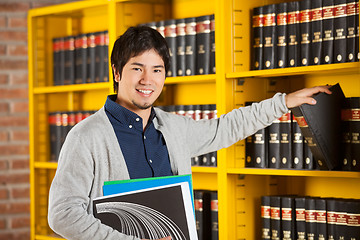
(149, 159), (153, 163)
(144, 136), (146, 140)
(129, 125), (133, 128)
(135, 118), (140, 122)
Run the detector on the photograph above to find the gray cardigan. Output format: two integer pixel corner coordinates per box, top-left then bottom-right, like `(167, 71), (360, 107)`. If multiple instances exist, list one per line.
(48, 93), (288, 240)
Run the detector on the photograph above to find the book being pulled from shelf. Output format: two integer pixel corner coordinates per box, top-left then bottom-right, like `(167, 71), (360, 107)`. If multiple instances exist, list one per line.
(95, 175), (198, 240)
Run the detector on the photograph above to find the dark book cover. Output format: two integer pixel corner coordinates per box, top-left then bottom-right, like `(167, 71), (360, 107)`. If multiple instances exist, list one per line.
(176, 18), (186, 76)
(184, 17), (197, 76)
(305, 197), (317, 240)
(94, 31), (104, 83)
(192, 156), (200, 166)
(253, 127), (268, 168)
(164, 19), (177, 77)
(310, 0), (323, 65)
(210, 14), (215, 74)
(194, 190), (211, 240)
(276, 2), (288, 68)
(58, 37), (65, 85)
(350, 97), (360, 171)
(52, 38), (61, 86)
(334, 0), (347, 63)
(245, 134), (255, 168)
(300, 0), (312, 66)
(209, 151), (217, 167)
(270, 196), (281, 240)
(322, 0), (335, 64)
(326, 198), (337, 240)
(315, 198), (327, 240)
(291, 83), (346, 170)
(252, 6), (264, 70)
(295, 197), (306, 240)
(75, 34), (87, 84)
(347, 199), (360, 240)
(87, 32), (96, 83)
(346, 0), (357, 61)
(156, 20), (165, 38)
(210, 191), (218, 240)
(356, 0), (359, 61)
(281, 196), (295, 240)
(268, 118), (281, 169)
(303, 139), (314, 169)
(263, 4), (277, 69)
(63, 36), (75, 85)
(60, 112), (69, 150)
(291, 114), (304, 169)
(335, 199), (347, 240)
(200, 153), (211, 166)
(261, 195), (271, 240)
(340, 97), (352, 171)
(49, 112), (62, 162)
(196, 15), (211, 75)
(279, 111), (292, 169)
(103, 31), (109, 82)
(287, 1), (300, 67)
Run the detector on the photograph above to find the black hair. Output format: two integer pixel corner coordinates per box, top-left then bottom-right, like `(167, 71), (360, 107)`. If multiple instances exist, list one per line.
(110, 26), (170, 92)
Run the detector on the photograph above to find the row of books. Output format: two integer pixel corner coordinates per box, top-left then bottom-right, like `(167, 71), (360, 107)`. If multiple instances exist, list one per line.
(194, 190), (218, 240)
(52, 30), (109, 86)
(142, 14), (215, 77)
(252, 0), (360, 70)
(261, 195), (360, 240)
(49, 110), (95, 161)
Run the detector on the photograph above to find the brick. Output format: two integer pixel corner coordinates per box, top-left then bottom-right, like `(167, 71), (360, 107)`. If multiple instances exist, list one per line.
(0, 188), (9, 200)
(0, 89), (28, 99)
(0, 16), (6, 28)
(11, 159), (29, 170)
(0, 74), (9, 84)
(0, 231), (31, 240)
(0, 144), (29, 156)
(0, 131), (9, 142)
(0, 160), (8, 171)
(0, 102), (9, 113)
(0, 45), (6, 55)
(9, 73), (27, 85)
(0, 59), (27, 70)
(8, 45), (28, 56)
(0, 172), (29, 185)
(0, 3), (30, 12)
(0, 116), (28, 127)
(11, 101), (28, 113)
(11, 186), (29, 199)
(11, 216), (30, 229)
(0, 219), (5, 229)
(8, 17), (27, 28)
(0, 202), (29, 214)
(0, 31), (27, 42)
(10, 129), (28, 141)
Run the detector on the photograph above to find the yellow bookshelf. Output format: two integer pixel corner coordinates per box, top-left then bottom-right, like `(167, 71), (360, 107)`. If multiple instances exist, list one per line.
(28, 0), (360, 239)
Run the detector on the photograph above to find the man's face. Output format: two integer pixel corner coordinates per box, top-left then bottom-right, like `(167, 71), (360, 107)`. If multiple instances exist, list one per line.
(114, 49), (166, 114)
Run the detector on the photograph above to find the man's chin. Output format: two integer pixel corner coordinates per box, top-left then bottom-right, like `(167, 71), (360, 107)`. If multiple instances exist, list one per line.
(133, 101), (153, 110)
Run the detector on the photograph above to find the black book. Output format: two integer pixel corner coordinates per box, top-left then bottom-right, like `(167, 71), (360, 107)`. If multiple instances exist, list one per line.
(209, 151), (217, 167)
(326, 198), (337, 240)
(276, 2), (288, 68)
(184, 17), (197, 76)
(270, 196), (281, 240)
(49, 112), (62, 162)
(196, 15), (211, 75)
(335, 199), (347, 240)
(334, 0), (347, 63)
(281, 196), (295, 240)
(59, 37), (65, 85)
(305, 197), (317, 240)
(252, 6), (264, 70)
(245, 134), (255, 168)
(103, 31), (109, 82)
(340, 97), (352, 170)
(315, 198), (327, 240)
(263, 4), (276, 69)
(210, 191), (218, 240)
(356, 0), (359, 61)
(300, 0), (312, 66)
(291, 114), (304, 169)
(87, 32), (96, 83)
(60, 112), (69, 150)
(322, 0), (335, 64)
(194, 190), (211, 240)
(346, 0), (357, 62)
(347, 199), (360, 240)
(268, 118), (281, 169)
(303, 139), (314, 169)
(94, 31), (104, 83)
(287, 1), (301, 67)
(63, 36), (75, 85)
(261, 196), (271, 240)
(176, 18), (186, 76)
(210, 14), (215, 74)
(295, 197), (306, 240)
(164, 19), (177, 77)
(253, 127), (268, 168)
(200, 153), (211, 166)
(291, 83), (346, 170)
(350, 97), (360, 171)
(75, 34), (87, 84)
(156, 20), (165, 38)
(279, 111), (292, 169)
(310, 0), (323, 65)
(52, 37), (61, 86)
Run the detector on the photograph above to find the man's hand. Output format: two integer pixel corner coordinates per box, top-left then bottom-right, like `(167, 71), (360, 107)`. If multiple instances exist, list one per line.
(285, 85), (332, 109)
(142, 237), (171, 240)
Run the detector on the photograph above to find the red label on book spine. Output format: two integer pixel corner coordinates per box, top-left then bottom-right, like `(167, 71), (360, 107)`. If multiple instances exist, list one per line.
(323, 6), (335, 19)
(261, 206), (271, 218)
(194, 199), (203, 211)
(294, 116), (308, 127)
(277, 12), (288, 25)
(316, 211), (327, 223)
(300, 10), (312, 23)
(282, 208), (292, 221)
(264, 13), (276, 26)
(312, 8), (323, 21)
(211, 199), (218, 212)
(253, 15), (264, 27)
(196, 20), (210, 34)
(327, 211), (337, 224)
(347, 2), (356, 15)
(296, 208), (306, 221)
(305, 210), (316, 222)
(334, 4), (347, 17)
(288, 11), (300, 24)
(271, 207), (280, 220)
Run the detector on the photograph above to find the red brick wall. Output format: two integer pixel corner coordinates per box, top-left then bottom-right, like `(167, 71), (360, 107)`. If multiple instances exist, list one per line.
(0, 1), (74, 239)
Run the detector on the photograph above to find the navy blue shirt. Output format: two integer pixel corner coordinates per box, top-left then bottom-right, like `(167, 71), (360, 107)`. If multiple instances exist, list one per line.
(104, 95), (173, 179)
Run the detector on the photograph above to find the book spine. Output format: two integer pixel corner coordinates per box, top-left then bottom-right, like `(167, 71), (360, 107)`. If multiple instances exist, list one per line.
(59, 37), (65, 85)
(253, 127), (268, 168)
(276, 2), (288, 68)
(295, 197), (306, 240)
(279, 111), (292, 169)
(303, 140), (314, 169)
(347, 200), (360, 240)
(305, 197), (317, 240)
(263, 4), (277, 69)
(311, 0), (323, 65)
(103, 31), (109, 82)
(292, 115), (304, 169)
(281, 196), (295, 240)
(350, 97), (360, 171)
(270, 196), (281, 240)
(341, 98), (352, 171)
(194, 190), (204, 239)
(252, 6), (264, 70)
(356, 0), (359, 61)
(268, 118), (281, 169)
(75, 34), (87, 84)
(209, 151), (217, 167)
(53, 38), (60, 86)
(94, 31), (103, 83)
(322, 0), (335, 64)
(245, 134), (255, 167)
(300, 0), (312, 66)
(261, 196), (271, 240)
(185, 17), (197, 76)
(49, 113), (56, 162)
(210, 191), (218, 240)
(87, 32), (96, 83)
(194, 190), (211, 240)
(326, 198), (337, 240)
(64, 36), (75, 85)
(346, 0), (357, 61)
(196, 15), (211, 75)
(164, 19), (177, 77)
(176, 18), (186, 76)
(334, 0), (347, 63)
(287, 1), (300, 67)
(335, 199), (347, 240)
(315, 198), (327, 240)
(210, 14), (215, 74)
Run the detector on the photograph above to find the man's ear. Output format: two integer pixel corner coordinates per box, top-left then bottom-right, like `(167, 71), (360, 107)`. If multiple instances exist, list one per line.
(112, 64), (120, 82)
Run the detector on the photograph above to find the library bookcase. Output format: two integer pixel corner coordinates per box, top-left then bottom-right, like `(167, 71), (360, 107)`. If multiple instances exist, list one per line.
(28, 0), (360, 239)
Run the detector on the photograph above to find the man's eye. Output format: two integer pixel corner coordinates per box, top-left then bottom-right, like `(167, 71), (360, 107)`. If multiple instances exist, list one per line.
(133, 67), (141, 71)
(154, 69), (162, 73)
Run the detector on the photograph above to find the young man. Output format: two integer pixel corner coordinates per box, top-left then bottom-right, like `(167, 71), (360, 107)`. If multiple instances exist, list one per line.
(48, 26), (331, 240)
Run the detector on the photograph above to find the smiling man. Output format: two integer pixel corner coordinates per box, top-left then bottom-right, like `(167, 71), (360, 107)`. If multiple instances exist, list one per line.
(48, 26), (331, 240)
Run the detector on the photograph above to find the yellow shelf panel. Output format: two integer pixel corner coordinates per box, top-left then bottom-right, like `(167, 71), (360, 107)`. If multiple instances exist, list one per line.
(165, 74), (216, 85)
(35, 234), (63, 240)
(34, 162), (58, 169)
(226, 62), (360, 79)
(33, 82), (111, 94)
(227, 168), (360, 179)
(192, 166), (218, 173)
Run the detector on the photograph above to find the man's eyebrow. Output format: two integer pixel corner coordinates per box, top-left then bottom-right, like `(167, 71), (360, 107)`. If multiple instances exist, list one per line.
(130, 62), (164, 68)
